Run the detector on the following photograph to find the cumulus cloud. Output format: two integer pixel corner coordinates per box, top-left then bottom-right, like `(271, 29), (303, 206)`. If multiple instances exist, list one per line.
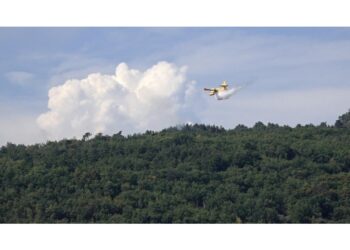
(37, 61), (198, 140)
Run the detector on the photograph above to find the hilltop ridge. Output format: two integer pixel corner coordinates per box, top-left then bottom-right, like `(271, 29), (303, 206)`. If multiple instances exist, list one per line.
(0, 111), (349, 223)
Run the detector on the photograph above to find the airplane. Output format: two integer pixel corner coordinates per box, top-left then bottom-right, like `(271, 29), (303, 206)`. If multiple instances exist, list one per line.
(204, 80), (229, 96)
(204, 80), (241, 100)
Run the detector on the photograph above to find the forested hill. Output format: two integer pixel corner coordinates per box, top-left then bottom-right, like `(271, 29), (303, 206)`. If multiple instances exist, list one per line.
(1, 111), (350, 223)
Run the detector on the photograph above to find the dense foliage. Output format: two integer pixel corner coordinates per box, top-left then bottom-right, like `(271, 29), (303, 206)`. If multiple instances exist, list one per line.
(1, 111), (350, 223)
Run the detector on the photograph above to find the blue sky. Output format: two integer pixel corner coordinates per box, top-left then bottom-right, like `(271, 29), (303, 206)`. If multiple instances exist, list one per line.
(1, 28), (350, 145)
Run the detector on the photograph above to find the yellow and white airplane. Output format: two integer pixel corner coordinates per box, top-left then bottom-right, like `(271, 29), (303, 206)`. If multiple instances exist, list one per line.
(204, 80), (241, 100)
(204, 80), (229, 96)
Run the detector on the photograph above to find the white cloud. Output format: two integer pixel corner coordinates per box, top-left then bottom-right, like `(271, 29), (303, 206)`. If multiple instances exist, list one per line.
(5, 71), (34, 85)
(37, 61), (198, 140)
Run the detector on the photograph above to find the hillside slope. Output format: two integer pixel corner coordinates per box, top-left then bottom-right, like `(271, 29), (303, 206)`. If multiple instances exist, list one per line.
(1, 115), (350, 223)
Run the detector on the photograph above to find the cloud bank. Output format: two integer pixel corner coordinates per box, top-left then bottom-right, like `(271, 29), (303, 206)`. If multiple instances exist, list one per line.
(37, 61), (197, 140)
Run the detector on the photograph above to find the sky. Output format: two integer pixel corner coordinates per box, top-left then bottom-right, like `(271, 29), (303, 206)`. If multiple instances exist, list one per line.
(1, 27), (350, 145)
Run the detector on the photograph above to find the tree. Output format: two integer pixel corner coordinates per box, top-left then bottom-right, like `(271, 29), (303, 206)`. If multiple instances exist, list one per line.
(335, 109), (350, 128)
(82, 132), (92, 141)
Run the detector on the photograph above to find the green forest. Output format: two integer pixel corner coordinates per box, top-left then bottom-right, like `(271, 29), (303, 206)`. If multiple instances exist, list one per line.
(1, 111), (350, 223)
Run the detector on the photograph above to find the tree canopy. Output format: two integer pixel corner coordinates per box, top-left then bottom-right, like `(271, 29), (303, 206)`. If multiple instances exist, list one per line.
(0, 112), (349, 223)
(335, 109), (350, 128)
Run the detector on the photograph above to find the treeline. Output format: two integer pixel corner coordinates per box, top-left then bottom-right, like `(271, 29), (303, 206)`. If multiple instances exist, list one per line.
(0, 111), (349, 223)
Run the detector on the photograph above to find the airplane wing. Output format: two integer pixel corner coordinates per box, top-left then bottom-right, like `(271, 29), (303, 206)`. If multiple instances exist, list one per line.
(204, 88), (217, 96)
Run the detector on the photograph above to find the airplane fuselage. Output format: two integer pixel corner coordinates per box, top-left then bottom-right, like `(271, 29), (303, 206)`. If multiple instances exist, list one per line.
(204, 80), (240, 100)
(204, 85), (228, 96)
